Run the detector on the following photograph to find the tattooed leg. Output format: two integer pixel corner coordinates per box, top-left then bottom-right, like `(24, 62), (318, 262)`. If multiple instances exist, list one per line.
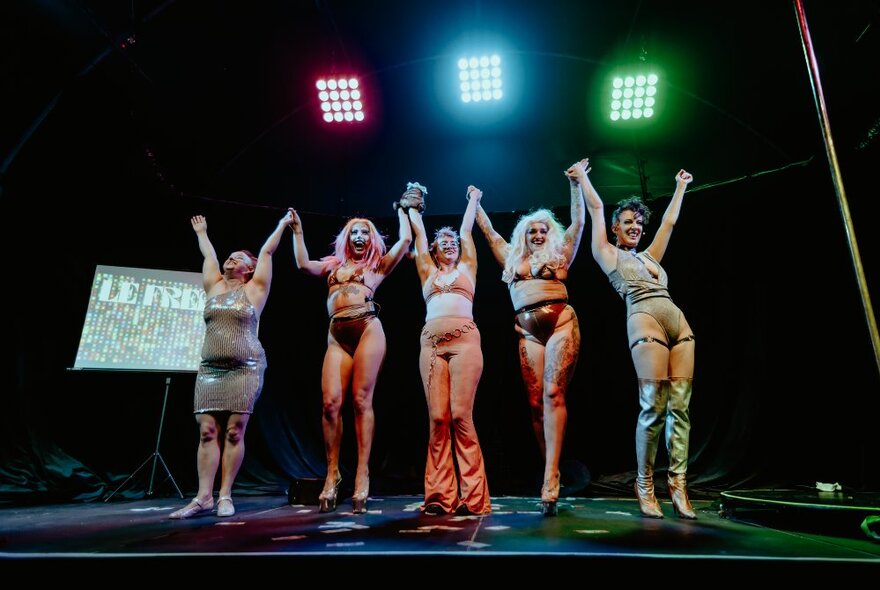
(518, 336), (546, 459)
(541, 313), (580, 491)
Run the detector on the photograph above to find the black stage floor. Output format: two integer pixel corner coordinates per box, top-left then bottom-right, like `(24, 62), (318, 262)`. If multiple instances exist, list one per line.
(2, 494), (878, 578)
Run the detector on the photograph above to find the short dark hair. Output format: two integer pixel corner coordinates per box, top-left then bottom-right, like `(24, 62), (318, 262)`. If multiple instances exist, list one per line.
(611, 196), (652, 225)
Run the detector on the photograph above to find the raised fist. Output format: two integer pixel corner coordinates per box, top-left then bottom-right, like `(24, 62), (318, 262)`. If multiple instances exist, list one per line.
(398, 182), (427, 213)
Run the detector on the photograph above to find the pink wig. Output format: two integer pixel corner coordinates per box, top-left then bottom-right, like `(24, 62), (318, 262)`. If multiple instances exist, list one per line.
(322, 217), (386, 271)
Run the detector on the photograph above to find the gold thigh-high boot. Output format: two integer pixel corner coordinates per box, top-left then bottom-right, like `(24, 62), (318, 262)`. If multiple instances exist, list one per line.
(635, 378), (667, 518)
(666, 377), (696, 519)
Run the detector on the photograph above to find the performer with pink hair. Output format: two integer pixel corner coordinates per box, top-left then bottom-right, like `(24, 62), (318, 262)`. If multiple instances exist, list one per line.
(289, 204), (411, 513)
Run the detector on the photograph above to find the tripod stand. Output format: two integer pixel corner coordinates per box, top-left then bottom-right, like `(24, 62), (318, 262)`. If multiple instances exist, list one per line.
(105, 376), (184, 501)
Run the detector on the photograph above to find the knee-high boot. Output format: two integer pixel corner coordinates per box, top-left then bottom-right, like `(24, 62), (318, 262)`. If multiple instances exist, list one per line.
(635, 378), (667, 518)
(666, 377), (696, 519)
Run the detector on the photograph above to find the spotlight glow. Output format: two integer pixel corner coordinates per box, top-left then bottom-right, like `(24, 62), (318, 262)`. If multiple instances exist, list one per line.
(458, 54), (503, 103)
(318, 77), (365, 123)
(609, 72), (659, 123)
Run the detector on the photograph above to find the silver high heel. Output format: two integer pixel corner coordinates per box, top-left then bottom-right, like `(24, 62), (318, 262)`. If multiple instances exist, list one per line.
(541, 472), (560, 517)
(635, 378), (666, 519)
(352, 476), (369, 514)
(668, 472), (697, 519)
(319, 472), (342, 513)
(635, 473), (664, 519)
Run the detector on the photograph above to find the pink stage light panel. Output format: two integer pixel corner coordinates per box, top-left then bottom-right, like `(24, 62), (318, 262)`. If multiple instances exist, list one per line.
(316, 78), (364, 123)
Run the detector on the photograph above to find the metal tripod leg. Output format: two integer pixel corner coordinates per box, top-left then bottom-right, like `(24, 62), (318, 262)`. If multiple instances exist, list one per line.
(104, 377), (184, 501)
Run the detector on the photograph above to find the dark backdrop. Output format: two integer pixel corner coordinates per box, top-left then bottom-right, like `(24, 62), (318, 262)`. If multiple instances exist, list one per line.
(4, 145), (879, 504)
(2, 0), (879, 504)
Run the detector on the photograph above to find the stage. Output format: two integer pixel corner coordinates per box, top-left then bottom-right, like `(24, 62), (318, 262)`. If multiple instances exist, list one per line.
(2, 494), (878, 577)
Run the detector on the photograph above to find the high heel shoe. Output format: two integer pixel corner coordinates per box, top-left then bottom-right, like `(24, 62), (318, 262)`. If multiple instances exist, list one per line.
(318, 472), (341, 513)
(351, 476), (369, 514)
(635, 475), (664, 519)
(541, 472), (560, 517)
(667, 472), (697, 519)
(635, 379), (667, 518)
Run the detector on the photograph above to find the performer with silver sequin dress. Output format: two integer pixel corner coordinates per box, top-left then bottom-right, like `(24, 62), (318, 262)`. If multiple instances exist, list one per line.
(170, 211), (292, 520)
(194, 286), (266, 414)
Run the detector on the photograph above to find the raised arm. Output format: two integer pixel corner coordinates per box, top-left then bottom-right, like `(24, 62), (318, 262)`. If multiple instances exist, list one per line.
(289, 208), (330, 277)
(561, 159), (588, 267)
(566, 159), (617, 275)
(377, 206), (414, 276)
(191, 215), (223, 292)
(475, 203), (509, 267)
(246, 210), (293, 313)
(407, 208), (435, 282)
(459, 185), (481, 268)
(645, 169), (692, 263)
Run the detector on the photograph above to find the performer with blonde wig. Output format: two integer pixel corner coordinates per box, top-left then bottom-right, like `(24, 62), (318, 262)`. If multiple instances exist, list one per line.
(475, 169), (586, 516)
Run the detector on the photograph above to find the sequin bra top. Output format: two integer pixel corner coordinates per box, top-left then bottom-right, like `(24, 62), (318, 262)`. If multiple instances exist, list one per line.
(328, 264), (372, 291)
(423, 268), (474, 303)
(508, 261), (569, 311)
(512, 263), (560, 282)
(607, 249), (670, 304)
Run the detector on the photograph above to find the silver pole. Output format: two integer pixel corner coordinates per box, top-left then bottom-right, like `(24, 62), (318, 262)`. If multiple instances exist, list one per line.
(794, 0), (880, 379)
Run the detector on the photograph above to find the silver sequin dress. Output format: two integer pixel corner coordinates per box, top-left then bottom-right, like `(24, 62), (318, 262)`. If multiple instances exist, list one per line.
(193, 287), (266, 414)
